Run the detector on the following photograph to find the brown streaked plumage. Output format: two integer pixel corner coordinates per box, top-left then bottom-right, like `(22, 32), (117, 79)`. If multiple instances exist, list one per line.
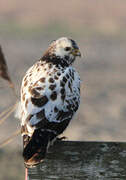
(18, 37), (81, 168)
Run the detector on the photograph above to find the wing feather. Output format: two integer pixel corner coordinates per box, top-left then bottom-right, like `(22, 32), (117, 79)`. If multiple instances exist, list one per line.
(21, 62), (80, 133)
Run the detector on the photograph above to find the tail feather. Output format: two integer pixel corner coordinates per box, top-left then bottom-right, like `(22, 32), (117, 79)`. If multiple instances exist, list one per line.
(23, 129), (56, 168)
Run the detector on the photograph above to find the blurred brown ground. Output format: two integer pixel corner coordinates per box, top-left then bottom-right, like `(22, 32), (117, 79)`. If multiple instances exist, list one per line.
(0, 1), (126, 179)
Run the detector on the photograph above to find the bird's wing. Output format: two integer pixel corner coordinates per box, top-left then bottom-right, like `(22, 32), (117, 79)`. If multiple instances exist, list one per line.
(21, 63), (80, 134)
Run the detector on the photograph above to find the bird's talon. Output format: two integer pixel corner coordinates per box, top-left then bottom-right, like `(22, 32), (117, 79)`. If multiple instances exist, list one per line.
(56, 136), (67, 141)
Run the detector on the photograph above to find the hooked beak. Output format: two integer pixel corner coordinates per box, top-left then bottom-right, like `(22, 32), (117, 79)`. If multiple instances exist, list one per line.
(71, 48), (81, 57)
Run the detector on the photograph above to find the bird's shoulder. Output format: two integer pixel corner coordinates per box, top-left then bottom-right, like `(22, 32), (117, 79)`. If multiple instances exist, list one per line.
(21, 61), (80, 99)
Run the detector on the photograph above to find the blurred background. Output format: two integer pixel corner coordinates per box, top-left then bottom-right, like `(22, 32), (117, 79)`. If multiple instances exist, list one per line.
(0, 0), (126, 179)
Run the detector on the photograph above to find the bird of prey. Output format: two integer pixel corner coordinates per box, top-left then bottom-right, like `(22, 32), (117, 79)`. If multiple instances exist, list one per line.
(19, 37), (81, 167)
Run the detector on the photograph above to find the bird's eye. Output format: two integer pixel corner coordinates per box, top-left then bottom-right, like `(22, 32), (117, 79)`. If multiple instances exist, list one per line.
(65, 47), (71, 51)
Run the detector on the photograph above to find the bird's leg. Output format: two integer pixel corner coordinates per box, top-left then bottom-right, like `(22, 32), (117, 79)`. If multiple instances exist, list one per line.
(56, 136), (67, 141)
(48, 137), (57, 147)
(49, 136), (67, 147)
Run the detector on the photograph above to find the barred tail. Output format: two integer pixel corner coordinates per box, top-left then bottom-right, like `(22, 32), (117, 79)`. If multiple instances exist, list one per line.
(23, 129), (56, 168)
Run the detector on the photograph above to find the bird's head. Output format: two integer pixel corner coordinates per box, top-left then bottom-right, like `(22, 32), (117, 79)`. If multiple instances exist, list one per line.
(42, 37), (81, 66)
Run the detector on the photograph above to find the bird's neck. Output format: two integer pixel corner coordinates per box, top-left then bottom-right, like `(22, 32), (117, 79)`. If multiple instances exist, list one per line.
(40, 52), (70, 68)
